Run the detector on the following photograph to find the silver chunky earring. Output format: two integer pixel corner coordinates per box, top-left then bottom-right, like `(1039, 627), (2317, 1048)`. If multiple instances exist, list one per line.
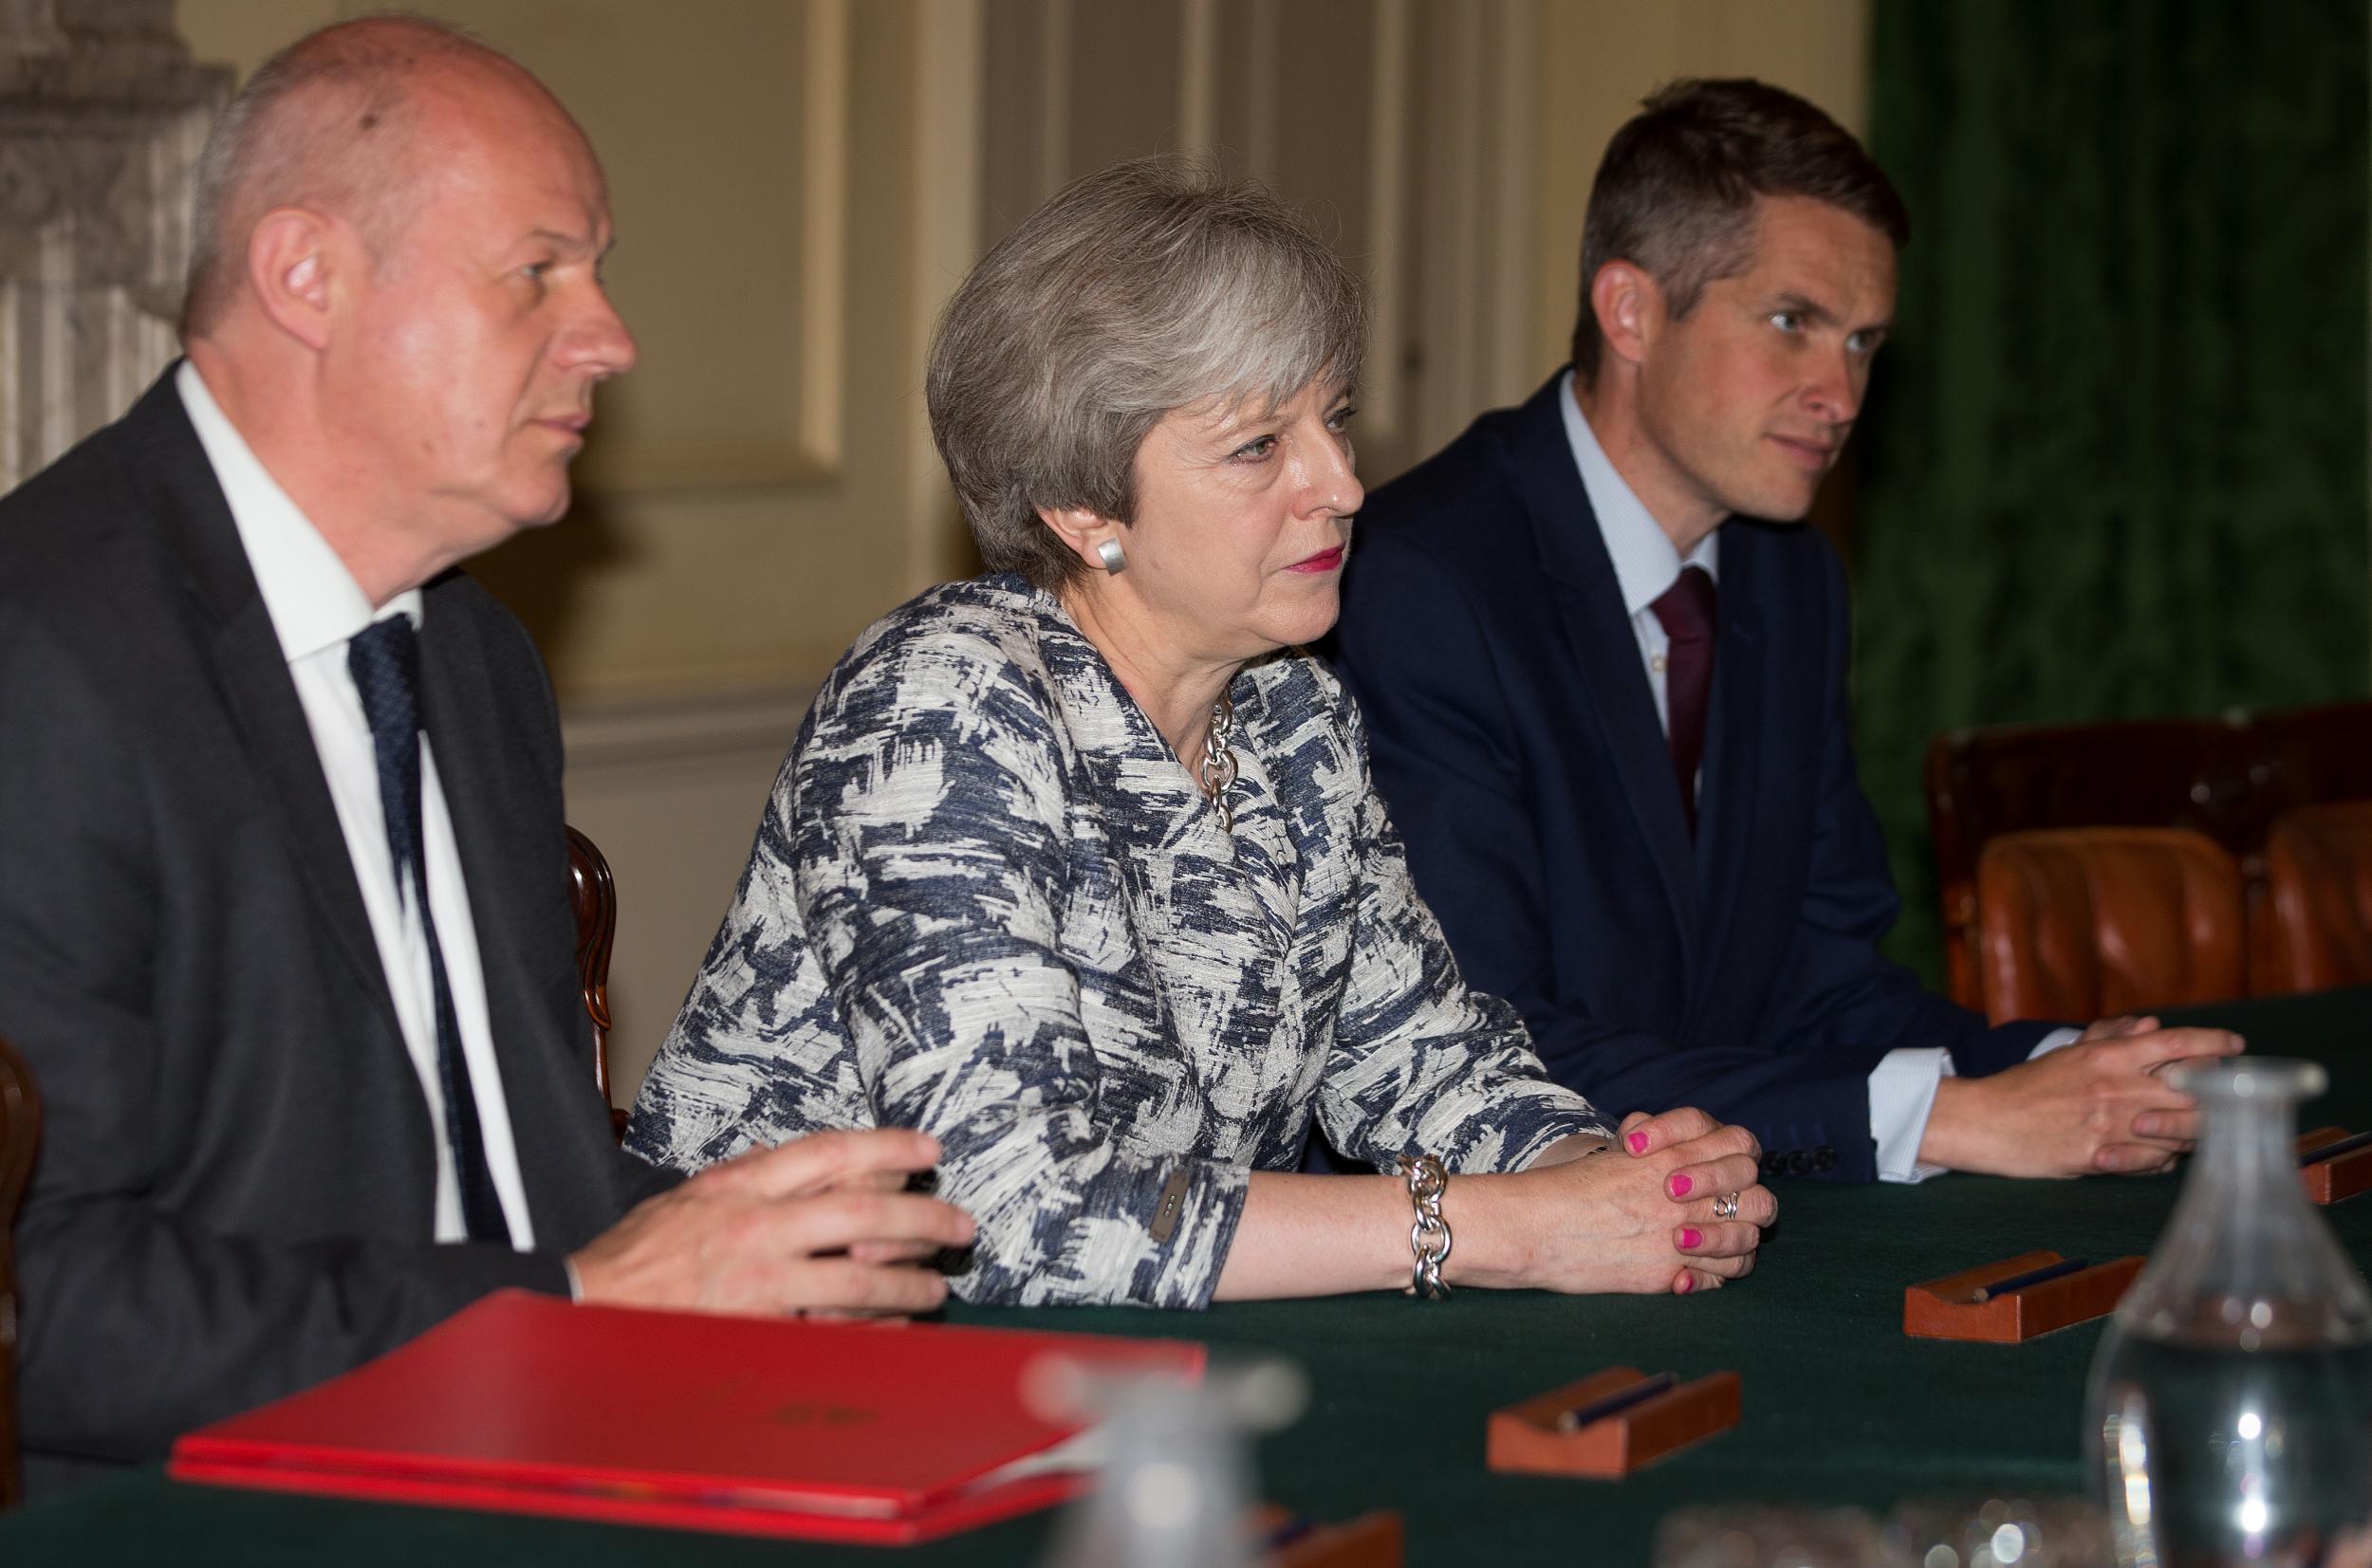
(1096, 538), (1127, 574)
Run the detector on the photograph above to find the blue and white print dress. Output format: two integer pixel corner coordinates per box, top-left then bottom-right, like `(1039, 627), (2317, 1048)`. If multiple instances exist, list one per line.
(626, 574), (1609, 1307)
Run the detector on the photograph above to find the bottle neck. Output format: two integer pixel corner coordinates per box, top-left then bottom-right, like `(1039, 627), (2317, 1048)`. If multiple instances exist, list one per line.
(2193, 1090), (2305, 1217)
(2122, 1070), (2372, 1349)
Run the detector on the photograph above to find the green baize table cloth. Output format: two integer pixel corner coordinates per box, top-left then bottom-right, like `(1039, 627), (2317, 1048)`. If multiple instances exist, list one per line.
(9, 987), (2370, 1565)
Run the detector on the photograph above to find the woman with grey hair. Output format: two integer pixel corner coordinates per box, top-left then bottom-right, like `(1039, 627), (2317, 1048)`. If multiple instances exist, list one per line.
(627, 158), (1775, 1308)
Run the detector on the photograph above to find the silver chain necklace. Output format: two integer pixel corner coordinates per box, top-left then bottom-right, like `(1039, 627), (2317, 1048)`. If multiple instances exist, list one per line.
(1197, 690), (1241, 832)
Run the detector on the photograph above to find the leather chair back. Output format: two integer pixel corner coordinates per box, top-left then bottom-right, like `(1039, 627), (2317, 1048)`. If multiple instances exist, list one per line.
(1975, 827), (2246, 1024)
(1928, 700), (2372, 1009)
(565, 826), (626, 1140)
(2256, 802), (2372, 993)
(0, 1034), (40, 1510)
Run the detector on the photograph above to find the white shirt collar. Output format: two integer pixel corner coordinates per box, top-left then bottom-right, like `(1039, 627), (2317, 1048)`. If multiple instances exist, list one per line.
(1557, 368), (1718, 617)
(176, 360), (420, 664)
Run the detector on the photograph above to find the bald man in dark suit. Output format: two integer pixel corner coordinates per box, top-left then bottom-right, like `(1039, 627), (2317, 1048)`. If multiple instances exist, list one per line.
(0, 17), (969, 1492)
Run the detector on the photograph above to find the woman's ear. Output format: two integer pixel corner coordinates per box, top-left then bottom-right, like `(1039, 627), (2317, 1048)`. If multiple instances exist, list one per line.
(1038, 505), (1124, 574)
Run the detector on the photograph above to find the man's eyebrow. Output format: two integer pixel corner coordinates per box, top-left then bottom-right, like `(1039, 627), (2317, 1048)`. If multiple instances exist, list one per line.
(1768, 291), (1837, 324)
(1768, 290), (1892, 334)
(524, 227), (599, 255)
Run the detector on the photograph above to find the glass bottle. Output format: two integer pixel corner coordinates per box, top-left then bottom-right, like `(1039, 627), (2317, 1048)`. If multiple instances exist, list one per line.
(2086, 1058), (2372, 1568)
(1038, 1357), (1306, 1568)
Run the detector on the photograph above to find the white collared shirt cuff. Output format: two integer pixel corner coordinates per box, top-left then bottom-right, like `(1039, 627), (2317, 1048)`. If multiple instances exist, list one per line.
(2030, 1026), (2084, 1059)
(1870, 1047), (1955, 1183)
(562, 1255), (584, 1302)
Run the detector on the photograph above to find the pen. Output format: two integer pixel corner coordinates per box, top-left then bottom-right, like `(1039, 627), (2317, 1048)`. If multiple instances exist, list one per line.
(2301, 1131), (2372, 1167)
(1971, 1257), (2089, 1302)
(1553, 1372), (1677, 1432)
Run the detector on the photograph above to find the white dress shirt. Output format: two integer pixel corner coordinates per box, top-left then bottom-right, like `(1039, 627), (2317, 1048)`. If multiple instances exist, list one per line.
(177, 362), (536, 1246)
(1557, 373), (2072, 1181)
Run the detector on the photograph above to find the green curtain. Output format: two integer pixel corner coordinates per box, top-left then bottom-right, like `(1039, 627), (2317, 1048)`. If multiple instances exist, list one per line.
(1854, 0), (2371, 983)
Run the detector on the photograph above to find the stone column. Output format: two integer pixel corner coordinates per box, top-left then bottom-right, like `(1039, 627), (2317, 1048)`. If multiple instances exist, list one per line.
(0, 0), (229, 490)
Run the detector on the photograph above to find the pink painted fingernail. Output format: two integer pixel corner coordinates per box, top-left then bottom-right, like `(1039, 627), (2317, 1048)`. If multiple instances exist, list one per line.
(1680, 1227), (1702, 1248)
(1676, 1273), (1695, 1294)
(1626, 1132), (1649, 1153)
(1669, 1173), (1693, 1198)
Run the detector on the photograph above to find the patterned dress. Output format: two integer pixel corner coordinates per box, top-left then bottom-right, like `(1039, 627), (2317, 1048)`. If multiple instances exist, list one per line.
(626, 574), (1609, 1306)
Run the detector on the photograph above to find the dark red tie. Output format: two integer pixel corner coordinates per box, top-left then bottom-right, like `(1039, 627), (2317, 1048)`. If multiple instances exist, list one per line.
(1649, 565), (1716, 835)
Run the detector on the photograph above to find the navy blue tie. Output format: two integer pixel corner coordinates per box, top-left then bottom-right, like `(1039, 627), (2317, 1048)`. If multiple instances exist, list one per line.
(347, 616), (510, 1243)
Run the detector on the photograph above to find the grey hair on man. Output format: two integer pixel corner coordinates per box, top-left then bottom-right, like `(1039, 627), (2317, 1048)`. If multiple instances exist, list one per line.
(927, 156), (1366, 590)
(180, 15), (538, 339)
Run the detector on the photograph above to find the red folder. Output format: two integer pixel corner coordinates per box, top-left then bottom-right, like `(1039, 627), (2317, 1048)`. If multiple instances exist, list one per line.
(168, 1289), (1204, 1544)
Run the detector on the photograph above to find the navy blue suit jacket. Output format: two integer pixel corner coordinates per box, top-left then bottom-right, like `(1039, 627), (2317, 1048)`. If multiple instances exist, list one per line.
(1331, 375), (2050, 1183)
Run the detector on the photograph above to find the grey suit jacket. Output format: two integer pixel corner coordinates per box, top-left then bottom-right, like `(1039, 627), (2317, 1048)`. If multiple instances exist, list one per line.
(0, 369), (656, 1489)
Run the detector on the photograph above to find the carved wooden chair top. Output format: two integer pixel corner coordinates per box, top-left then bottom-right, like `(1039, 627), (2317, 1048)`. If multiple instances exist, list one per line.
(565, 825), (625, 1140)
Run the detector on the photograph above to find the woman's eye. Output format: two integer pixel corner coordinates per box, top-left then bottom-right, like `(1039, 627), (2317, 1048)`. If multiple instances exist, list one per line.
(1770, 310), (1803, 334)
(1232, 435), (1278, 461)
(1326, 404), (1359, 432)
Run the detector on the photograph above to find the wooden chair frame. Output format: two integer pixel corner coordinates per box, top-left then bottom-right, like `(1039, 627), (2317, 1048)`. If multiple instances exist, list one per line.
(565, 826), (625, 1139)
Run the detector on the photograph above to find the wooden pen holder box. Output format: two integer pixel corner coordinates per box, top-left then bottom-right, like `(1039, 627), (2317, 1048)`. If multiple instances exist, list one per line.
(2298, 1128), (2372, 1205)
(1251, 1506), (1403, 1568)
(1486, 1366), (1739, 1479)
(1902, 1251), (2143, 1343)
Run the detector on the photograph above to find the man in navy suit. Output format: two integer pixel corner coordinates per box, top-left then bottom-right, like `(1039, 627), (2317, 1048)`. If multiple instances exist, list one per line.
(1332, 79), (2238, 1184)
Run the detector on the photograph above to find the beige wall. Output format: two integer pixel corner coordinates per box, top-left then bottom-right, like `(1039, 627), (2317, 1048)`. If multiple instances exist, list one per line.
(177, 0), (1869, 694)
(172, 0), (1869, 1104)
(182, 0), (973, 704)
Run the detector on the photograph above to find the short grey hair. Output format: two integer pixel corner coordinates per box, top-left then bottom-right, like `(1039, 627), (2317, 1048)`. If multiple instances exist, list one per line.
(181, 16), (519, 339)
(927, 157), (1366, 591)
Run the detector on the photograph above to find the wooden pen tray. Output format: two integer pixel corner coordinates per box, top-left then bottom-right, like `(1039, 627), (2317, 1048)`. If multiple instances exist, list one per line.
(1903, 1251), (2142, 1342)
(1486, 1366), (1739, 1479)
(2298, 1127), (2372, 1205)
(1251, 1505), (1403, 1568)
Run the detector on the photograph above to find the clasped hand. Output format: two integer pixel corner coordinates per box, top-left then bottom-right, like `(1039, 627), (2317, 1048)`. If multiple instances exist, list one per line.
(1921, 1017), (2244, 1178)
(1467, 1107), (1774, 1297)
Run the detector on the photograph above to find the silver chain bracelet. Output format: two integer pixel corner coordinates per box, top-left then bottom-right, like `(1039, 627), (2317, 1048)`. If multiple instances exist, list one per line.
(1395, 1153), (1452, 1300)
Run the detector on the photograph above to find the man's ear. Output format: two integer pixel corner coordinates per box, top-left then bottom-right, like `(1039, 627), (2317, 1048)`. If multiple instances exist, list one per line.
(1588, 259), (1662, 371)
(1036, 504), (1122, 574)
(245, 208), (343, 352)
